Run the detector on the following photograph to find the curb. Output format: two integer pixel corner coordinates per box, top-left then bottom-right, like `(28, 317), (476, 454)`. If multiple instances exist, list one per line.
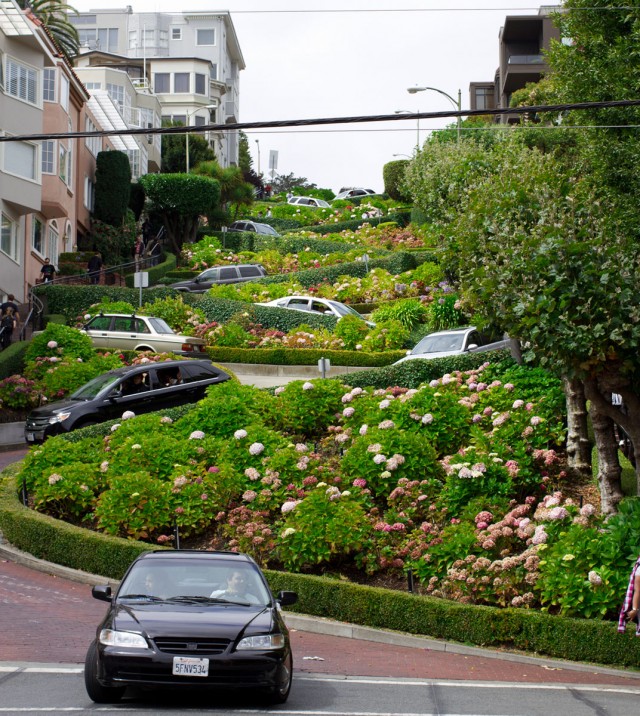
(1, 537), (639, 681)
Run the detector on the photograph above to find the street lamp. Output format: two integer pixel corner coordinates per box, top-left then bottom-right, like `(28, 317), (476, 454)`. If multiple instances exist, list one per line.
(407, 86), (462, 143)
(185, 104), (217, 173)
(395, 109), (420, 153)
(393, 153), (412, 159)
(255, 139), (261, 176)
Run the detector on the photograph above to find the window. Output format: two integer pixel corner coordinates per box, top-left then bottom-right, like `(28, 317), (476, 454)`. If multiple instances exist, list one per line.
(106, 82), (124, 113)
(4, 140), (38, 180)
(70, 14), (96, 24)
(1, 213), (19, 262)
(239, 266), (263, 279)
(0, 50), (4, 89)
(84, 82), (101, 90)
(128, 30), (137, 49)
(77, 28), (96, 48)
(194, 115), (206, 127)
(84, 176), (95, 210)
(219, 267), (238, 280)
(59, 145), (67, 183)
(60, 73), (69, 112)
(171, 114), (186, 125)
(210, 65), (217, 81)
(171, 27), (181, 40)
(127, 149), (141, 179)
(474, 87), (493, 111)
(85, 117), (101, 156)
(159, 30), (168, 49)
(43, 68), (56, 102)
(48, 221), (59, 264)
(42, 140), (55, 174)
(6, 58), (38, 105)
(174, 73), (189, 93)
(197, 28), (215, 46)
(154, 73), (169, 93)
(32, 217), (44, 254)
(98, 28), (118, 53)
(195, 73), (206, 95)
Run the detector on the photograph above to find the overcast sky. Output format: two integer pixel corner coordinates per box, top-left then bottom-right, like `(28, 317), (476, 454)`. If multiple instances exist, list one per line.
(73, 1), (550, 192)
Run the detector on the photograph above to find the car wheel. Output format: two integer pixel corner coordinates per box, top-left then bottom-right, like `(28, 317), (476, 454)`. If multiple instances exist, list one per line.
(84, 641), (125, 703)
(136, 346), (154, 352)
(264, 652), (292, 704)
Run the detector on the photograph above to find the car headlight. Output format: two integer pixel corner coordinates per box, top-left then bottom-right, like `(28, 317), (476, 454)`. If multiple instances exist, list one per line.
(99, 629), (148, 649)
(48, 412), (72, 424)
(236, 634), (285, 650)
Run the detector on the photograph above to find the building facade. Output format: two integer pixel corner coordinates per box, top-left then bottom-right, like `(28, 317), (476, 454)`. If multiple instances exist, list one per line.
(469, 6), (561, 122)
(70, 8), (245, 167)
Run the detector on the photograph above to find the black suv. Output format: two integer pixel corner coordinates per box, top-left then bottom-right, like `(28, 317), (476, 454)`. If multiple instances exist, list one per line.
(170, 264), (267, 293)
(24, 359), (230, 443)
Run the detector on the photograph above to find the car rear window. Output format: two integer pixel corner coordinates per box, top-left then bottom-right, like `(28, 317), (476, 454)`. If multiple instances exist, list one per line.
(148, 318), (174, 334)
(239, 266), (263, 278)
(86, 316), (111, 330)
(219, 267), (239, 280)
(181, 363), (219, 383)
(113, 317), (134, 332)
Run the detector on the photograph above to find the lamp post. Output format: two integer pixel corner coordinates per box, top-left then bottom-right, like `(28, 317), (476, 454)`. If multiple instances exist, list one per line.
(407, 86), (462, 143)
(393, 153), (412, 159)
(395, 109), (420, 153)
(185, 104), (217, 173)
(255, 139), (261, 176)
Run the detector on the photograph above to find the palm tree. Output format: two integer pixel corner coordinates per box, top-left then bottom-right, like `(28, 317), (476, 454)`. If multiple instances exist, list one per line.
(19, 0), (80, 59)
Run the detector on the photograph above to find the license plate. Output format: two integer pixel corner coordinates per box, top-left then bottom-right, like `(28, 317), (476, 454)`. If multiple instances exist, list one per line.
(172, 656), (209, 677)
(26, 433), (35, 442)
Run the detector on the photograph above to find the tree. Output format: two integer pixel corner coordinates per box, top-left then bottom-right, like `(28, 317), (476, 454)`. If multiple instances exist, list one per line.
(160, 121), (215, 174)
(270, 172), (315, 194)
(93, 151), (131, 227)
(138, 174), (220, 256)
(383, 160), (411, 202)
(192, 161), (254, 226)
(21, 0), (80, 58)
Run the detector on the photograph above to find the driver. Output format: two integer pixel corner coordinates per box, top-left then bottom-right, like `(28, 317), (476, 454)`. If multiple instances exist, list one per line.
(210, 570), (259, 603)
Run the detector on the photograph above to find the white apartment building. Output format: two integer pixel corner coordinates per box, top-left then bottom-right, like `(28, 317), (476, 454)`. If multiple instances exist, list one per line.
(70, 8), (245, 168)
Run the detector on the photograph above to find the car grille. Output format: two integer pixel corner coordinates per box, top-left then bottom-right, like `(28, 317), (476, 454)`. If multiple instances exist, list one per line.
(153, 637), (231, 655)
(116, 665), (267, 685)
(25, 416), (50, 430)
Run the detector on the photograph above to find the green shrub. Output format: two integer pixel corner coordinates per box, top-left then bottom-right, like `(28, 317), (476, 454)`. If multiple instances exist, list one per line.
(371, 299), (429, 330)
(25, 324), (95, 365)
(94, 150), (131, 227)
(383, 160), (411, 202)
(0, 340), (29, 379)
(205, 346), (404, 367)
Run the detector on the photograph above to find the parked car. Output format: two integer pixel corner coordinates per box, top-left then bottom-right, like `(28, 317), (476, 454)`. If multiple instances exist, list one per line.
(227, 221), (280, 237)
(393, 326), (511, 365)
(333, 188), (377, 201)
(81, 313), (207, 355)
(84, 550), (297, 704)
(287, 196), (331, 208)
(24, 359), (230, 443)
(170, 264), (267, 293)
(257, 295), (375, 327)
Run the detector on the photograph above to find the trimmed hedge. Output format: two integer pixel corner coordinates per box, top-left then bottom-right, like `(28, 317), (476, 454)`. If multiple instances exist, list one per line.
(298, 211), (411, 235)
(2, 467), (639, 668)
(191, 231), (360, 256)
(124, 252), (177, 288)
(0, 340), (30, 379)
(341, 350), (515, 389)
(206, 346), (405, 367)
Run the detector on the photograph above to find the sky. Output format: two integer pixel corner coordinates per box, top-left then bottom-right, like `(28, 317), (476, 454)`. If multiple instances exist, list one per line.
(73, 1), (551, 193)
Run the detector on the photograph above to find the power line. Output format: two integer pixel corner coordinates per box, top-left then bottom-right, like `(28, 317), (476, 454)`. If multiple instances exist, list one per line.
(227, 6), (639, 13)
(1, 99), (639, 144)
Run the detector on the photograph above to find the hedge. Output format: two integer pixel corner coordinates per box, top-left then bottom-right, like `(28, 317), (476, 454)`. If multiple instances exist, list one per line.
(297, 211), (411, 235)
(2, 467), (640, 668)
(191, 231), (360, 256)
(205, 346), (405, 367)
(0, 340), (30, 379)
(341, 350), (516, 389)
(123, 251), (177, 287)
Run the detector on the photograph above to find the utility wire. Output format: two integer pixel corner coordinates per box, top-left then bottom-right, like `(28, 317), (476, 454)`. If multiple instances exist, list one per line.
(1, 99), (640, 144)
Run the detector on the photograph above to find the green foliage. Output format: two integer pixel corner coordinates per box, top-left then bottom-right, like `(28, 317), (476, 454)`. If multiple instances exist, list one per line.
(129, 181), (146, 220)
(93, 151), (132, 226)
(36, 353), (123, 400)
(161, 122), (215, 174)
(89, 218), (136, 267)
(371, 299), (428, 330)
(25, 324), (95, 366)
(333, 314), (370, 351)
(383, 160), (411, 202)
(269, 379), (346, 438)
(0, 375), (41, 410)
(0, 340), (29, 380)
(429, 294), (464, 331)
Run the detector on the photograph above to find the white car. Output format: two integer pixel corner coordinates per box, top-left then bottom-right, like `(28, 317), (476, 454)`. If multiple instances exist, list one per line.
(393, 326), (510, 365)
(287, 196), (331, 209)
(334, 188), (377, 201)
(257, 296), (375, 327)
(81, 313), (207, 356)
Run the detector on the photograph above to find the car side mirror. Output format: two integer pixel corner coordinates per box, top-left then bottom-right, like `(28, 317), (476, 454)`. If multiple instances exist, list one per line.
(92, 585), (112, 602)
(467, 343), (478, 351)
(276, 590), (298, 607)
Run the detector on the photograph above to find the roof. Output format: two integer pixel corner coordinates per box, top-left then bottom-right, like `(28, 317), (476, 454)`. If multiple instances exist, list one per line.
(86, 90), (140, 152)
(0, 0), (33, 36)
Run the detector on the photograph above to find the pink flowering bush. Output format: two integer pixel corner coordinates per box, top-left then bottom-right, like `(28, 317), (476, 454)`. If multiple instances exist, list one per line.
(0, 375), (42, 410)
(268, 378), (346, 438)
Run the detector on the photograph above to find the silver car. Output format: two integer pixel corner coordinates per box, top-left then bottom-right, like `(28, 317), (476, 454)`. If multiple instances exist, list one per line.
(81, 313), (207, 356)
(393, 326), (510, 365)
(257, 296), (375, 327)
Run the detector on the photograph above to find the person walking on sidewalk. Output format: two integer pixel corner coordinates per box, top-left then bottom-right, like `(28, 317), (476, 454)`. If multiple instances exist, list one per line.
(618, 554), (640, 636)
(87, 252), (103, 285)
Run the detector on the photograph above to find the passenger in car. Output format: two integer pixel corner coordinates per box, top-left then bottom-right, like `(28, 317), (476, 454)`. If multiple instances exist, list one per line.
(123, 373), (148, 395)
(210, 570), (259, 603)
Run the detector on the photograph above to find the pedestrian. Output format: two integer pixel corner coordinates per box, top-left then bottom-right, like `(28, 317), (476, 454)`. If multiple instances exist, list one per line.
(133, 236), (145, 271)
(39, 258), (56, 283)
(618, 554), (640, 637)
(87, 252), (103, 285)
(0, 293), (18, 315)
(266, 207), (272, 217)
(0, 306), (17, 350)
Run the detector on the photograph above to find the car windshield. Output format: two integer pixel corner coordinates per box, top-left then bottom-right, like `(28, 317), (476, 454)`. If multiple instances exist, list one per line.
(70, 372), (122, 400)
(329, 301), (363, 319)
(148, 317), (174, 335)
(118, 559), (271, 606)
(411, 333), (465, 355)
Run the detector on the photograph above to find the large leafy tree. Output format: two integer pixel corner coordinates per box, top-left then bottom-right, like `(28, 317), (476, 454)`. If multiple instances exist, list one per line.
(192, 160), (255, 226)
(138, 174), (220, 256)
(160, 121), (215, 174)
(21, 0), (80, 58)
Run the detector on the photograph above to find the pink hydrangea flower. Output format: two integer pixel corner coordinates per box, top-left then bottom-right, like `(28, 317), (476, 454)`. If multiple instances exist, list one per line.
(302, 382), (314, 390)
(242, 490), (257, 502)
(121, 411), (135, 420)
(343, 407), (355, 418)
(373, 454), (387, 464)
(47, 341), (58, 349)
(234, 429), (248, 439)
(421, 413), (433, 425)
(249, 442), (265, 456)
(189, 430), (205, 440)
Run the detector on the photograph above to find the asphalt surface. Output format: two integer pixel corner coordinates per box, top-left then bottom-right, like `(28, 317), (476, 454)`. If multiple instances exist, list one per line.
(1, 450), (640, 686)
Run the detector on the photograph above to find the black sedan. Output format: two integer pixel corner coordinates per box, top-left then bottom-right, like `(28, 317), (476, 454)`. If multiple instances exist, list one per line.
(24, 359), (230, 443)
(85, 551), (297, 704)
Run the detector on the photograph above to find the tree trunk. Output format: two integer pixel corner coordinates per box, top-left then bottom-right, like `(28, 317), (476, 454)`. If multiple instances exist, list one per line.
(563, 377), (592, 477)
(589, 401), (624, 515)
